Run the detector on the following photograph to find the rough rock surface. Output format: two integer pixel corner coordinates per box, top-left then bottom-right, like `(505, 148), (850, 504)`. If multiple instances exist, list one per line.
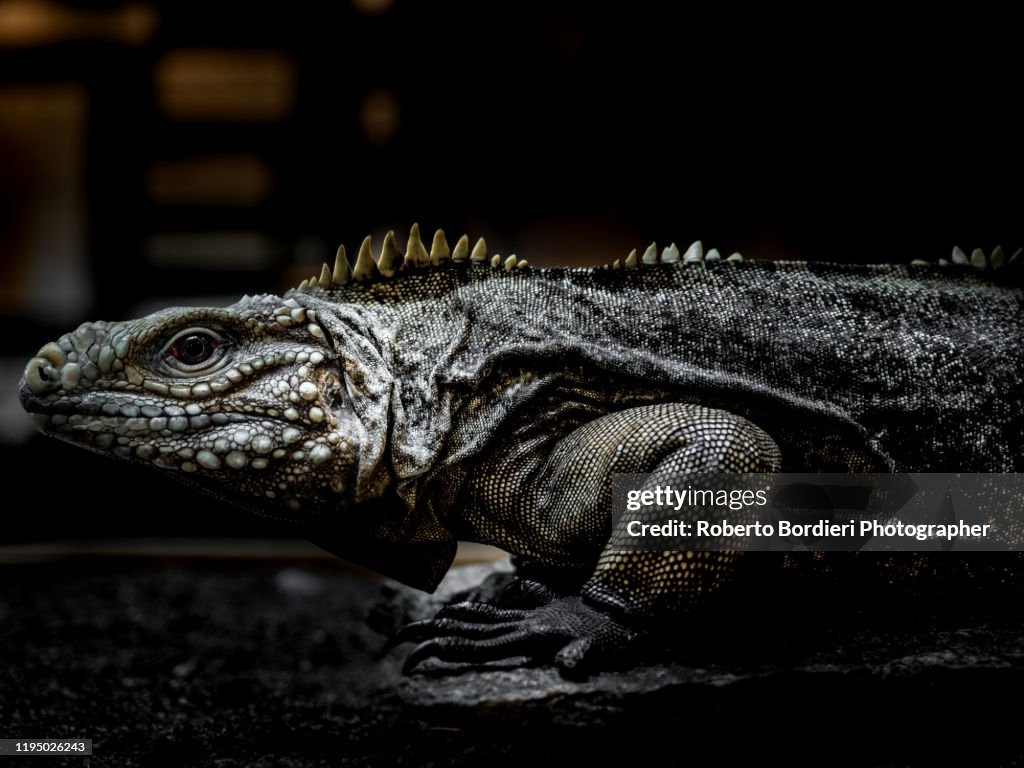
(1, 559), (1022, 767)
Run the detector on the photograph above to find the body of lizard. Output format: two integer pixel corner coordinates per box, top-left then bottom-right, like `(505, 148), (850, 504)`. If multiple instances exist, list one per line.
(19, 226), (1024, 674)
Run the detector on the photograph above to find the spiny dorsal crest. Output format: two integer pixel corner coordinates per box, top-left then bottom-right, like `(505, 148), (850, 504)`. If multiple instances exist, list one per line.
(910, 245), (1022, 273)
(292, 225), (1022, 293)
(294, 224), (527, 293)
(291, 225), (743, 294)
(610, 240), (742, 270)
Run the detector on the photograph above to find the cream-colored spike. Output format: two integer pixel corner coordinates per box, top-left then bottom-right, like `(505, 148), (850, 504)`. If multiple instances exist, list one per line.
(727, 252), (743, 262)
(452, 234), (470, 262)
(661, 243), (680, 263)
(990, 245), (1005, 269)
(612, 259), (621, 269)
(939, 258), (951, 266)
(642, 242), (658, 264)
(909, 259), (930, 266)
(297, 279), (309, 292)
(490, 254), (501, 268)
(970, 248), (986, 269)
(705, 248), (721, 261)
(354, 235), (377, 280)
(405, 223), (430, 268)
(332, 244), (351, 285)
(471, 237), (488, 262)
(683, 241), (703, 263)
(319, 262), (332, 288)
(951, 246), (968, 265)
(378, 230), (400, 277)
(308, 275), (319, 289)
(430, 229), (451, 265)
(1010, 247), (1022, 265)
(624, 248), (638, 268)
(516, 259), (528, 270)
(503, 255), (517, 271)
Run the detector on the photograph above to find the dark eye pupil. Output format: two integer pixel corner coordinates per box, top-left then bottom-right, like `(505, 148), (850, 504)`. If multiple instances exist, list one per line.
(172, 334), (216, 365)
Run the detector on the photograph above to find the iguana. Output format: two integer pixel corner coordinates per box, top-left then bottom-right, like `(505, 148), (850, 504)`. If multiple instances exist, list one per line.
(19, 225), (1024, 674)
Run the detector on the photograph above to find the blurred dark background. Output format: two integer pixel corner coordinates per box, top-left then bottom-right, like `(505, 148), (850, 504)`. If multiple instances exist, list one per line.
(0, 1), (1020, 548)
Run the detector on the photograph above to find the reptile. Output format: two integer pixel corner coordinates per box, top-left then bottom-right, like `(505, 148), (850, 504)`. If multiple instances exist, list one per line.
(18, 225), (1024, 675)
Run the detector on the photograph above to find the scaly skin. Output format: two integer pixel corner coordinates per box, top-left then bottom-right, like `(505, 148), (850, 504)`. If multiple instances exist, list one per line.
(19, 227), (1024, 675)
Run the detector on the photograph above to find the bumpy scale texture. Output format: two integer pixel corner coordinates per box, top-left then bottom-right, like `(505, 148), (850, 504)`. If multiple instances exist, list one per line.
(19, 228), (1024, 672)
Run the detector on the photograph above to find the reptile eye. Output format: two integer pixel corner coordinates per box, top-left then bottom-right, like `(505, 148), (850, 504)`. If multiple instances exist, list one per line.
(171, 334), (217, 365)
(162, 328), (226, 373)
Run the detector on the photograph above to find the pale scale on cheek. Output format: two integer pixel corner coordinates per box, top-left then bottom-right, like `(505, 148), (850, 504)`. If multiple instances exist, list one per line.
(310, 444), (332, 465)
(196, 450), (221, 469)
(226, 451), (248, 469)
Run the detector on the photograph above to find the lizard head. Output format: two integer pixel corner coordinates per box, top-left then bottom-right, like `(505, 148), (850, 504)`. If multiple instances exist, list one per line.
(18, 293), (389, 524)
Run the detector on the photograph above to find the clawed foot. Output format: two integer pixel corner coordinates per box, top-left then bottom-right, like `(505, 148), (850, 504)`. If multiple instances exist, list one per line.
(389, 596), (640, 678)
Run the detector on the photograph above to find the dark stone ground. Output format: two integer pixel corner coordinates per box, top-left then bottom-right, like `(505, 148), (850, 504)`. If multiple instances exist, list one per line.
(2, 558), (1023, 767)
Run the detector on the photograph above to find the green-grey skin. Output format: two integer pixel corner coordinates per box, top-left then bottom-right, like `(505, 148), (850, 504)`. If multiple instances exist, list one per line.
(19, 228), (1024, 675)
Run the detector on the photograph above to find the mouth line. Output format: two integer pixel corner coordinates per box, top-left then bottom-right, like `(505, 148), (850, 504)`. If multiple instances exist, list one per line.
(21, 385), (302, 429)
(20, 387), (103, 417)
(28, 400), (305, 445)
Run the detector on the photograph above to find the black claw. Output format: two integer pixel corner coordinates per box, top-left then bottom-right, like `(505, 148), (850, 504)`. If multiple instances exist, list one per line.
(384, 619), (430, 652)
(403, 639), (443, 674)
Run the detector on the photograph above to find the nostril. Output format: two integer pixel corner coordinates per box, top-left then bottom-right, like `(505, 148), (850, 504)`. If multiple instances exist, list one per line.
(25, 360), (48, 397)
(25, 357), (58, 395)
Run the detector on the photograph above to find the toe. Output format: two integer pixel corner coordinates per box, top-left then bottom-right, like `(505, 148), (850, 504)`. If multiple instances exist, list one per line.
(389, 617), (521, 648)
(403, 630), (547, 674)
(435, 601), (528, 623)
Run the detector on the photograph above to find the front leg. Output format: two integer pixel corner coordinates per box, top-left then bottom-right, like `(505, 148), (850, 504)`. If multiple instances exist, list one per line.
(393, 403), (782, 676)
